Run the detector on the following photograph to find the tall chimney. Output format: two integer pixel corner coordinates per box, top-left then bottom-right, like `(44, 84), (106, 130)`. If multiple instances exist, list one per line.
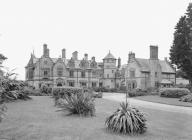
(47, 48), (50, 57)
(62, 49), (66, 58)
(72, 51), (78, 60)
(150, 45), (158, 59)
(43, 44), (47, 56)
(84, 53), (88, 60)
(91, 56), (95, 61)
(128, 52), (135, 63)
(118, 57), (121, 68)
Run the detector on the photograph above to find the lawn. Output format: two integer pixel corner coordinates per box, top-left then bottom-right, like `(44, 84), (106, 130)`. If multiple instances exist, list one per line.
(0, 96), (192, 140)
(133, 95), (192, 107)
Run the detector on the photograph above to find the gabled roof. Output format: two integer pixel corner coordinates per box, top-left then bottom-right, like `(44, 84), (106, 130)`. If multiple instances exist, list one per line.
(159, 60), (175, 73)
(134, 58), (175, 73)
(135, 58), (150, 72)
(103, 52), (116, 60)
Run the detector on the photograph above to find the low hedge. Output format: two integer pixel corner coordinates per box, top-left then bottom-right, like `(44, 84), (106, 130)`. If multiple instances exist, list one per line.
(159, 88), (190, 98)
(128, 90), (147, 97)
(53, 86), (83, 99)
(179, 94), (192, 103)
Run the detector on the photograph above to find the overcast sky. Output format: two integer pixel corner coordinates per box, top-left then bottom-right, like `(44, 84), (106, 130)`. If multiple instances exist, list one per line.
(0, 0), (190, 80)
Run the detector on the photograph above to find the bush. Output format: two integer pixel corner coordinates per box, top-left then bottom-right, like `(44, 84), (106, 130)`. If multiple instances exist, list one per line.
(159, 88), (190, 98)
(53, 86), (83, 98)
(186, 84), (192, 92)
(0, 103), (7, 122)
(92, 91), (103, 98)
(119, 86), (127, 92)
(179, 94), (192, 103)
(40, 84), (52, 94)
(22, 87), (46, 96)
(128, 90), (147, 97)
(105, 102), (147, 134)
(57, 92), (95, 116)
(53, 86), (83, 105)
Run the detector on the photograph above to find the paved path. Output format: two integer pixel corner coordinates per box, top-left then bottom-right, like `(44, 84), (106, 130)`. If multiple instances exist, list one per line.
(103, 93), (192, 115)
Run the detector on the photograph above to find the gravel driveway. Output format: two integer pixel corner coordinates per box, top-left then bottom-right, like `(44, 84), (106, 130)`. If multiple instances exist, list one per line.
(103, 93), (192, 115)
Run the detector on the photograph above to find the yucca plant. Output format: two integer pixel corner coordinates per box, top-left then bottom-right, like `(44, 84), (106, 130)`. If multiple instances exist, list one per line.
(105, 102), (147, 134)
(57, 92), (95, 116)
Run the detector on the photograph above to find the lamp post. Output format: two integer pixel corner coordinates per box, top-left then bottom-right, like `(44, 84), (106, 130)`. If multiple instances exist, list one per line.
(125, 62), (129, 104)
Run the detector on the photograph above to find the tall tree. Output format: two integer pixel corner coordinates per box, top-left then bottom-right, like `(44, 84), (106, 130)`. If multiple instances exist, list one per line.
(170, 3), (192, 83)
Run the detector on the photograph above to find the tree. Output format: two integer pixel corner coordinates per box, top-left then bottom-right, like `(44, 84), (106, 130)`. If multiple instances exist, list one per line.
(170, 3), (192, 83)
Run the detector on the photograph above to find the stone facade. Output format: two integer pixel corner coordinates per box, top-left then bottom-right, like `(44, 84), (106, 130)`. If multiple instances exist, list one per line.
(126, 46), (176, 90)
(25, 44), (125, 89)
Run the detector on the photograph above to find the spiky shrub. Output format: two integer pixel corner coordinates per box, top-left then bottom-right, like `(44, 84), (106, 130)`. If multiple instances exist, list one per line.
(105, 102), (147, 134)
(58, 92), (95, 116)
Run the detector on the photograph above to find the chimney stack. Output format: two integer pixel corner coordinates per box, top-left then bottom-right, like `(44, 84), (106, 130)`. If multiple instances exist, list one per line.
(47, 48), (50, 57)
(150, 45), (158, 59)
(43, 44), (49, 57)
(43, 44), (47, 56)
(91, 56), (95, 61)
(118, 57), (121, 68)
(84, 53), (88, 60)
(72, 51), (78, 60)
(62, 49), (66, 58)
(128, 52), (135, 63)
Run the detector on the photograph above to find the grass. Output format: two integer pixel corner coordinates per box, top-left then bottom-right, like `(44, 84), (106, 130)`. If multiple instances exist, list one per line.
(133, 95), (192, 107)
(0, 96), (191, 140)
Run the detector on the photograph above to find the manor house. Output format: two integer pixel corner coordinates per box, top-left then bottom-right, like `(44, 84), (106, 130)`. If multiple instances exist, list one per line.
(126, 46), (176, 90)
(25, 44), (125, 89)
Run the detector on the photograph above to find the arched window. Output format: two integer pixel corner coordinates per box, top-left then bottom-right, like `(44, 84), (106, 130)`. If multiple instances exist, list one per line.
(57, 67), (63, 77)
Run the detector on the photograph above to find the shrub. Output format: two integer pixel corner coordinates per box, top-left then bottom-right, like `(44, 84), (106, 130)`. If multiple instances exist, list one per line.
(53, 86), (82, 101)
(159, 88), (190, 98)
(128, 90), (147, 97)
(92, 91), (103, 98)
(0, 103), (7, 122)
(0, 76), (31, 102)
(110, 88), (117, 92)
(57, 92), (95, 116)
(186, 84), (192, 92)
(179, 94), (192, 103)
(105, 102), (147, 134)
(22, 87), (46, 96)
(119, 86), (126, 92)
(40, 84), (52, 94)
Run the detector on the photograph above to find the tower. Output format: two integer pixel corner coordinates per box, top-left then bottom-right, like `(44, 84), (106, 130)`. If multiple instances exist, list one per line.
(103, 51), (116, 88)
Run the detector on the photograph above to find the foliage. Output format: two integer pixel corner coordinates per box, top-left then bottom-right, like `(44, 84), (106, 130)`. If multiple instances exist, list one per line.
(40, 84), (52, 94)
(170, 3), (192, 82)
(53, 86), (83, 105)
(57, 92), (95, 116)
(159, 88), (190, 98)
(185, 84), (192, 92)
(0, 75), (31, 102)
(105, 102), (147, 134)
(176, 70), (188, 79)
(0, 103), (7, 122)
(179, 94), (192, 103)
(22, 87), (45, 96)
(119, 86), (127, 92)
(128, 90), (147, 97)
(92, 91), (103, 98)
(0, 54), (7, 61)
